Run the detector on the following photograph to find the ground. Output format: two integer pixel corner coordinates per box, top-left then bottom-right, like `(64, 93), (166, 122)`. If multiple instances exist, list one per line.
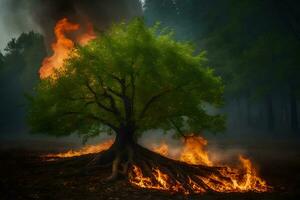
(0, 138), (300, 200)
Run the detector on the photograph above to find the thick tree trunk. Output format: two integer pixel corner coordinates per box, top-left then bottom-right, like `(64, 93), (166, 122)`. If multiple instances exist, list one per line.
(114, 126), (136, 149)
(102, 126), (137, 181)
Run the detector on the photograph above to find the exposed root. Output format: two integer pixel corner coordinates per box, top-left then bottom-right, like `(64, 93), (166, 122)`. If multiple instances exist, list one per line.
(86, 143), (269, 194)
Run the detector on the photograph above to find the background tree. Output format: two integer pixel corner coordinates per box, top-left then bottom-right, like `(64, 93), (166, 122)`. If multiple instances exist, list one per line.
(144, 0), (300, 135)
(28, 18), (225, 185)
(0, 31), (46, 135)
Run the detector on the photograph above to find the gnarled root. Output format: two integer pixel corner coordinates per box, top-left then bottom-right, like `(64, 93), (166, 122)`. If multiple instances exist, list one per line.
(128, 144), (230, 194)
(87, 143), (230, 194)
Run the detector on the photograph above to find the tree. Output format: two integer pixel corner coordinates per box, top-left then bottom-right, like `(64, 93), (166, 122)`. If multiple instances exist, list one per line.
(0, 31), (46, 135)
(28, 18), (225, 187)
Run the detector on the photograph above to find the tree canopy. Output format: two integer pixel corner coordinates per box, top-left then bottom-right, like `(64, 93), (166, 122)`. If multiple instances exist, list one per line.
(28, 18), (224, 141)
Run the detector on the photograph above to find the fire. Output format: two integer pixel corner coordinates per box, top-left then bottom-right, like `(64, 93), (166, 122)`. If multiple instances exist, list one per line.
(151, 136), (212, 165)
(150, 141), (169, 156)
(44, 139), (113, 158)
(180, 136), (212, 166)
(198, 155), (268, 192)
(129, 165), (187, 193)
(39, 18), (96, 79)
(77, 22), (96, 45)
(132, 136), (270, 193)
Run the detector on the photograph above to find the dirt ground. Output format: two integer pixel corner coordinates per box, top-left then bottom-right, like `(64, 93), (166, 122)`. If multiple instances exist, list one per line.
(0, 139), (300, 200)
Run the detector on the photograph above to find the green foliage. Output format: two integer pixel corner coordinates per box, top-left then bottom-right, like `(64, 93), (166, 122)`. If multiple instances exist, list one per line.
(28, 18), (225, 139)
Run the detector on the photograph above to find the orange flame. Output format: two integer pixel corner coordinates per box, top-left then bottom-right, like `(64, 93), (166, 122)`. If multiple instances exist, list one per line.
(44, 139), (113, 158)
(180, 136), (212, 166)
(77, 22), (97, 45)
(198, 155), (268, 192)
(150, 141), (169, 157)
(134, 136), (270, 193)
(39, 18), (96, 79)
(129, 165), (188, 193)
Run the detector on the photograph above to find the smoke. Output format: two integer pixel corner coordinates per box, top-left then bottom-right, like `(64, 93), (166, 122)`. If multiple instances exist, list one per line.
(0, 0), (143, 46)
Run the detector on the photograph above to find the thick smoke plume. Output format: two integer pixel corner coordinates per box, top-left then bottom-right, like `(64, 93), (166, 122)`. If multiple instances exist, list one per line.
(1, 0), (143, 45)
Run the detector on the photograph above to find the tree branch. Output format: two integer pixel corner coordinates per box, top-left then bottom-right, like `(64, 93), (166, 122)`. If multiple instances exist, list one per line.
(85, 80), (118, 115)
(138, 88), (172, 120)
(61, 111), (119, 132)
(169, 119), (189, 141)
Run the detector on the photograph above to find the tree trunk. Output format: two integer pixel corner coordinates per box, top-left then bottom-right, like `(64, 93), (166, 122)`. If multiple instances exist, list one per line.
(290, 84), (299, 132)
(104, 125), (137, 181)
(114, 125), (136, 149)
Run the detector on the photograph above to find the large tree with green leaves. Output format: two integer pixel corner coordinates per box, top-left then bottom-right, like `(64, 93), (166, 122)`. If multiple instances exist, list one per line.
(28, 18), (224, 185)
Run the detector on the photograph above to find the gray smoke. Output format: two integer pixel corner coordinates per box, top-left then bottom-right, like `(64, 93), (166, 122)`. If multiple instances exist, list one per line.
(0, 0), (143, 48)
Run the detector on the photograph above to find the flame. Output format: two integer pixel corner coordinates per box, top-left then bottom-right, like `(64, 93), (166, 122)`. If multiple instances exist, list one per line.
(151, 136), (212, 165)
(133, 136), (270, 193)
(44, 139), (113, 158)
(39, 18), (96, 79)
(150, 141), (169, 156)
(180, 136), (212, 166)
(129, 165), (188, 193)
(198, 156), (268, 192)
(129, 165), (205, 194)
(77, 22), (97, 45)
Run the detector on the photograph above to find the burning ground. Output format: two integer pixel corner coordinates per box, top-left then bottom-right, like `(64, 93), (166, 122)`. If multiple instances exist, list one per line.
(1, 137), (299, 200)
(43, 136), (269, 194)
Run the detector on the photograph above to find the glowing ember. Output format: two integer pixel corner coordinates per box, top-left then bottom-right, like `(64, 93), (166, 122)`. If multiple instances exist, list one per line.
(129, 165), (186, 193)
(44, 139), (113, 158)
(39, 18), (96, 79)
